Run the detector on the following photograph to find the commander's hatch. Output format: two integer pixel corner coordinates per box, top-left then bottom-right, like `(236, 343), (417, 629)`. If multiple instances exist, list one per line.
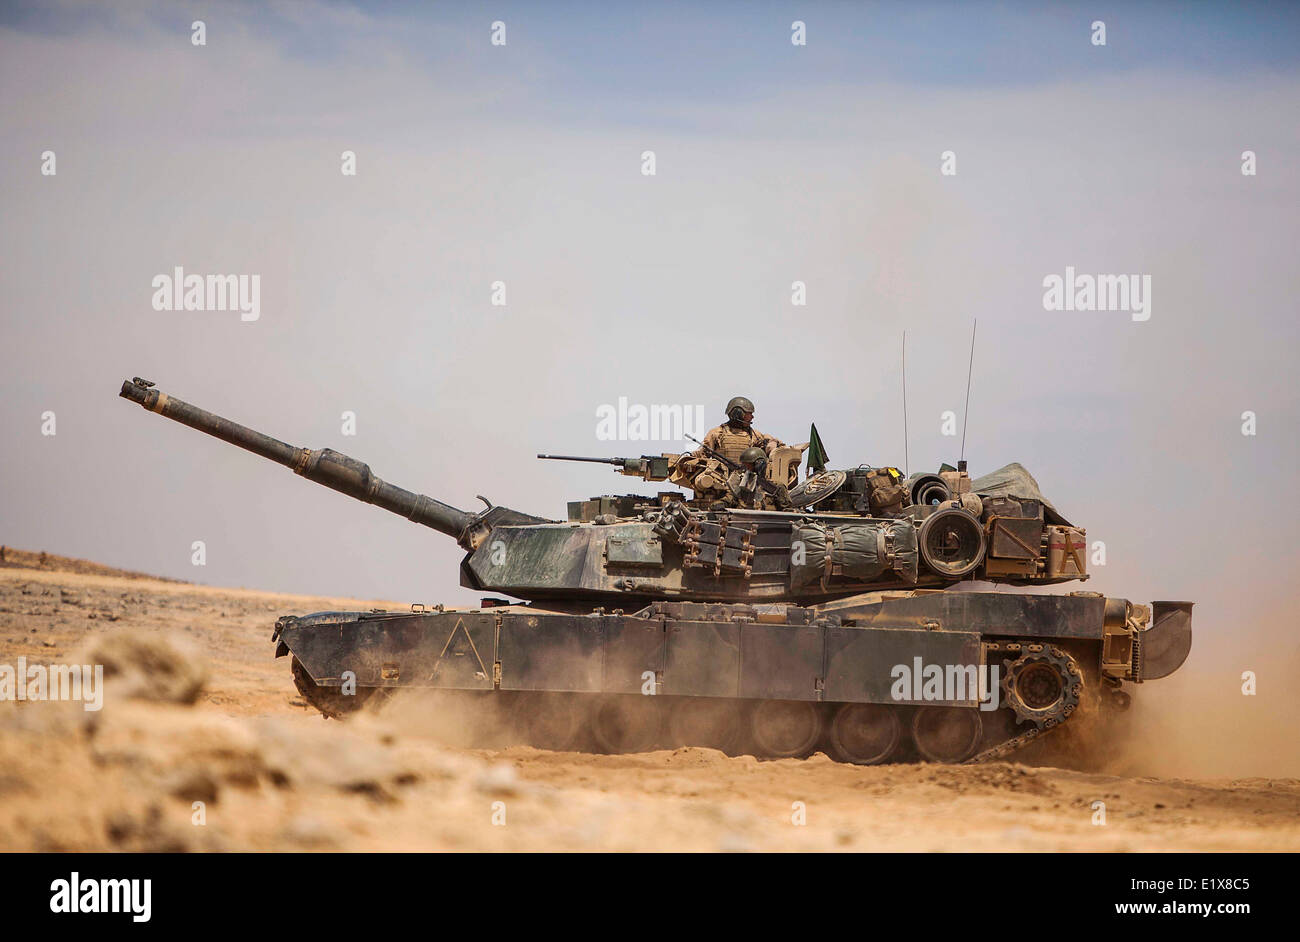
(767, 442), (808, 487)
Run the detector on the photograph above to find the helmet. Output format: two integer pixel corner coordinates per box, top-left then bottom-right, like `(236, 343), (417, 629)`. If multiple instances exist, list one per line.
(739, 446), (766, 468)
(726, 396), (755, 424)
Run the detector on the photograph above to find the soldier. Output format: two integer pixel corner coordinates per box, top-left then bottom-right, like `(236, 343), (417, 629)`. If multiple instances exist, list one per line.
(673, 397), (787, 504)
(697, 397), (785, 463)
(723, 446), (792, 510)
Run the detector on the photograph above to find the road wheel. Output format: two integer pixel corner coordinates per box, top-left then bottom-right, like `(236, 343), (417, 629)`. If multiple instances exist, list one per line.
(514, 692), (584, 751)
(750, 699), (822, 758)
(829, 703), (903, 765)
(911, 706), (983, 763)
(591, 695), (663, 754)
(666, 697), (741, 752)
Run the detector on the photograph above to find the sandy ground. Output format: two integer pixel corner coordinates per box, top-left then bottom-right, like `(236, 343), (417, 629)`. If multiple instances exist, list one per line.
(1, 548), (1297, 852)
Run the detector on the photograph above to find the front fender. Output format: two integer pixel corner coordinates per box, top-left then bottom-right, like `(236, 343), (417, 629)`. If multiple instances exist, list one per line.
(1140, 601), (1194, 680)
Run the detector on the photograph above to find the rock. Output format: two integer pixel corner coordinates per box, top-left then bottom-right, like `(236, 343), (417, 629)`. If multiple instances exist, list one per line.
(163, 768), (220, 805)
(91, 705), (265, 790)
(75, 630), (208, 705)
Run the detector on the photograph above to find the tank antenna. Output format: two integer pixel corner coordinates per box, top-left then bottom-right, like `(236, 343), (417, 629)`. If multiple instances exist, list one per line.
(901, 330), (910, 478)
(959, 319), (977, 467)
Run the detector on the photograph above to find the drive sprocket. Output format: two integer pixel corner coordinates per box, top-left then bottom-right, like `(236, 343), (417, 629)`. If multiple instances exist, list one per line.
(999, 646), (1082, 729)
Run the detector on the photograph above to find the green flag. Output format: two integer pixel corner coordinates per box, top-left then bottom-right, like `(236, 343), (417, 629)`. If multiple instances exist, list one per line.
(807, 423), (829, 473)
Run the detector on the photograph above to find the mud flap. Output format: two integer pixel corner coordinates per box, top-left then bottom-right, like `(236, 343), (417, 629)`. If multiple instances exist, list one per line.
(1141, 601), (1193, 680)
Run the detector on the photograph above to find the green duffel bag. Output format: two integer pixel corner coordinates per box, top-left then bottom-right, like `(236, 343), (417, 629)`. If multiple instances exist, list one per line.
(790, 519), (918, 588)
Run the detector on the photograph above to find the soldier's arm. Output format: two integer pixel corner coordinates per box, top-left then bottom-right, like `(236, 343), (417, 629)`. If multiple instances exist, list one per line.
(693, 426), (721, 457)
(757, 430), (786, 455)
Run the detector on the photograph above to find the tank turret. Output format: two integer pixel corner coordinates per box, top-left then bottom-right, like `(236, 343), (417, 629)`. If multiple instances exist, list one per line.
(118, 378), (1100, 604)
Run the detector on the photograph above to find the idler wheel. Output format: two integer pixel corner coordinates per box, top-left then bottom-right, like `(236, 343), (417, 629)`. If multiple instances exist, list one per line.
(750, 700), (822, 758)
(911, 706), (984, 763)
(918, 507), (985, 578)
(829, 703), (903, 765)
(667, 697), (741, 752)
(591, 695), (663, 754)
(514, 692), (583, 751)
(291, 656), (374, 719)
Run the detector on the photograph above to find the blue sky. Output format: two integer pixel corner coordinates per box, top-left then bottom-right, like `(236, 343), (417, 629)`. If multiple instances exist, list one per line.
(5, 2), (1296, 144)
(5, 1), (1299, 94)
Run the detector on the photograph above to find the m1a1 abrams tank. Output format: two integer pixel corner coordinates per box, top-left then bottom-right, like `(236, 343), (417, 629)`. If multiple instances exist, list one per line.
(118, 377), (1193, 764)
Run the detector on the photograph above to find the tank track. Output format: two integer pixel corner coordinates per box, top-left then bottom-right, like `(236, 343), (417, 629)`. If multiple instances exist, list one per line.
(291, 680), (1084, 765)
(291, 656), (381, 719)
(967, 721), (1053, 764)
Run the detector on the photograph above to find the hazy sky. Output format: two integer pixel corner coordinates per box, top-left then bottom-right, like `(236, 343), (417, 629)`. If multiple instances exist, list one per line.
(2, 0), (1297, 713)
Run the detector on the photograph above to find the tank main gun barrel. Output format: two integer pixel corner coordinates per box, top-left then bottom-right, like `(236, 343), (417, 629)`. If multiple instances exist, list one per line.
(119, 377), (483, 545)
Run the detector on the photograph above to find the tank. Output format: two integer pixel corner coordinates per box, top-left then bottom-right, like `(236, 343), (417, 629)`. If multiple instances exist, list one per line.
(118, 377), (1193, 764)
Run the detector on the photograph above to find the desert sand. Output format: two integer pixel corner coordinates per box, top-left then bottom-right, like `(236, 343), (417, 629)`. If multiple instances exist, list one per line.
(1, 548), (1296, 852)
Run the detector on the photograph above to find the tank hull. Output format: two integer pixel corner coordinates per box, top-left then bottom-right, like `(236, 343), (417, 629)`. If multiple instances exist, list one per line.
(273, 589), (1192, 763)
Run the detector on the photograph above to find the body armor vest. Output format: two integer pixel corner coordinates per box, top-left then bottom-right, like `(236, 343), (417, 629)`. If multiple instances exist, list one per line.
(713, 425), (759, 462)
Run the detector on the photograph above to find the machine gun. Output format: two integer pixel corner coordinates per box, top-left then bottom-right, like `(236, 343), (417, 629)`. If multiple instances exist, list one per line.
(537, 453), (673, 482)
(683, 434), (790, 506)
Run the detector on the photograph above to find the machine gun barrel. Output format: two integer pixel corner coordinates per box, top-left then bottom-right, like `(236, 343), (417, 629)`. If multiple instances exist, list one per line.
(119, 378), (481, 543)
(537, 454), (626, 465)
(537, 452), (673, 481)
